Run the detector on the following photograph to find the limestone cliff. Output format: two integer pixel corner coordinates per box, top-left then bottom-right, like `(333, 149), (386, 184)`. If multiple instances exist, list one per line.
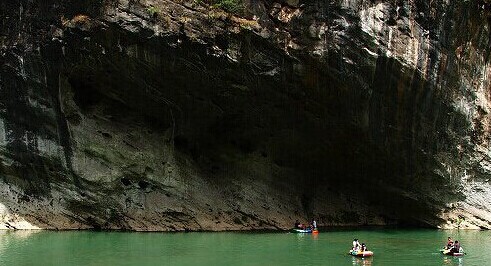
(0, 0), (490, 230)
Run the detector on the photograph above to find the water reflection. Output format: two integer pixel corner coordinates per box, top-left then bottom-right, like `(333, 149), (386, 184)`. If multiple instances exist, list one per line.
(442, 256), (463, 266)
(0, 230), (41, 261)
(292, 232), (319, 240)
(351, 256), (373, 265)
(1, 230), (40, 239)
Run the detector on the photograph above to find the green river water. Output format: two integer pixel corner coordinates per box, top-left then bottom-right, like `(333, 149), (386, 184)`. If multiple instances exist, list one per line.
(0, 229), (488, 265)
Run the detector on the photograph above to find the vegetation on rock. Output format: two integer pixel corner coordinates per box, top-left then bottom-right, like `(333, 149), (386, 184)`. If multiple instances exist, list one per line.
(197, 0), (243, 13)
(147, 6), (159, 18)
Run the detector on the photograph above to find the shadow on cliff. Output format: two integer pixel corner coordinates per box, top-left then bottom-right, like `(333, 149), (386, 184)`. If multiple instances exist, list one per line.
(53, 20), (469, 227)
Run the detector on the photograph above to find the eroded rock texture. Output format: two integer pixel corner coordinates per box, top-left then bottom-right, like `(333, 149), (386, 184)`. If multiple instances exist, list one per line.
(0, 0), (490, 230)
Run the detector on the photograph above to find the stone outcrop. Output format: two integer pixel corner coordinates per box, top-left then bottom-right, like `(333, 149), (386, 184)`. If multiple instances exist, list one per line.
(0, 0), (490, 230)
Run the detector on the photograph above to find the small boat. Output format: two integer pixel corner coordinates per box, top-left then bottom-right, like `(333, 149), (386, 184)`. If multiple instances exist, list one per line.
(440, 249), (465, 256)
(291, 228), (319, 234)
(349, 250), (374, 257)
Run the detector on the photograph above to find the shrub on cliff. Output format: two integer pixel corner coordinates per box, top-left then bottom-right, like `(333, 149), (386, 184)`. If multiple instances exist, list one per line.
(213, 0), (243, 13)
(197, 0), (243, 13)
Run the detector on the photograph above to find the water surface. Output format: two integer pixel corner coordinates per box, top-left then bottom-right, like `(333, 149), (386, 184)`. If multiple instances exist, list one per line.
(0, 229), (488, 265)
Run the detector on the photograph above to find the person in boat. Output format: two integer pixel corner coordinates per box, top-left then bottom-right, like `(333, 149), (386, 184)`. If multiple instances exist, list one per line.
(312, 219), (317, 230)
(309, 219), (317, 230)
(296, 222), (306, 229)
(361, 243), (367, 252)
(352, 239), (361, 251)
(294, 220), (306, 229)
(451, 240), (462, 254)
(294, 220), (300, 229)
(446, 237), (453, 249)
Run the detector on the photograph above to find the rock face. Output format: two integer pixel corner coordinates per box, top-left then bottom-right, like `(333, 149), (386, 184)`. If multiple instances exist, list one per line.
(0, 0), (490, 230)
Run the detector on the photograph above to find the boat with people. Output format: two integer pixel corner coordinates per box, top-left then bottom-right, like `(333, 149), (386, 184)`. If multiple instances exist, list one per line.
(291, 219), (318, 234)
(349, 239), (373, 257)
(440, 237), (465, 256)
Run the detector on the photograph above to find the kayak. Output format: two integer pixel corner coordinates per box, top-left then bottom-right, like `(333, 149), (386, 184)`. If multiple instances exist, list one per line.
(349, 250), (374, 257)
(349, 250), (373, 257)
(291, 228), (319, 234)
(440, 249), (465, 256)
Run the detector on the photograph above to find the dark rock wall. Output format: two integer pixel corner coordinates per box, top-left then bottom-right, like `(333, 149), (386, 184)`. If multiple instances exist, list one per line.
(0, 0), (490, 230)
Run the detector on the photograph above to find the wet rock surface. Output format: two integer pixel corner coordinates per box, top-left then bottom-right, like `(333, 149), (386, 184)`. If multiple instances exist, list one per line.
(0, 0), (490, 230)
